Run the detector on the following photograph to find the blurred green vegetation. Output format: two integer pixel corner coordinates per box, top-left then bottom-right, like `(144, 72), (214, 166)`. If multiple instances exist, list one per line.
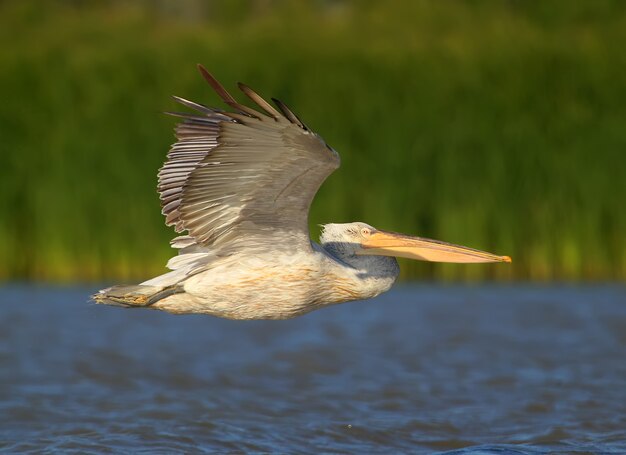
(1, 0), (625, 282)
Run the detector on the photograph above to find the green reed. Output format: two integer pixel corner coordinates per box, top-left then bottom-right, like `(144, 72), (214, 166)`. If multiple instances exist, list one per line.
(1, 1), (625, 282)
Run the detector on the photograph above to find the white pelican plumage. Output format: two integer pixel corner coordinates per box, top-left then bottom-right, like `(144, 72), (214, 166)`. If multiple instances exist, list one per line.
(93, 65), (511, 319)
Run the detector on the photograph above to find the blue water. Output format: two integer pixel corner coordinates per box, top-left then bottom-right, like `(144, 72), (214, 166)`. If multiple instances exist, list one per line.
(1, 284), (625, 453)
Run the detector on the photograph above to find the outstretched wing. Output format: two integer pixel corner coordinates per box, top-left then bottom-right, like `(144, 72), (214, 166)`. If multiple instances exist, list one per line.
(158, 65), (340, 254)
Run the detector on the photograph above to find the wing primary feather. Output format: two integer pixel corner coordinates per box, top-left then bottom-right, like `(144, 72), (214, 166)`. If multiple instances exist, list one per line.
(271, 98), (307, 130)
(237, 82), (281, 120)
(197, 64), (238, 104)
(171, 96), (219, 116)
(164, 111), (218, 120)
(197, 64), (263, 120)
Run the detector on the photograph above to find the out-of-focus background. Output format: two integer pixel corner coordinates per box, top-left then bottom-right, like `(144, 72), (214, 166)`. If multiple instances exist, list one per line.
(3, 4), (626, 453)
(1, 0), (625, 283)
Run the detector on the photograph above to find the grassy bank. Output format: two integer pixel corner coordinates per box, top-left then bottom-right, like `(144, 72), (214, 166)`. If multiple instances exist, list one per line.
(1, 1), (625, 282)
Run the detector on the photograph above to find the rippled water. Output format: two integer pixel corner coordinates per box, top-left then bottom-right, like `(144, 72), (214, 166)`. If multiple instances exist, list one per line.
(1, 284), (625, 453)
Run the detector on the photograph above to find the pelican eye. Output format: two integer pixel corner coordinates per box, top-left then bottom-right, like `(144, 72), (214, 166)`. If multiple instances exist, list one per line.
(360, 227), (371, 237)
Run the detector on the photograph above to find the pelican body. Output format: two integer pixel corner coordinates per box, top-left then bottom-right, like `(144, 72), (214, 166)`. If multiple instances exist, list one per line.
(93, 65), (510, 320)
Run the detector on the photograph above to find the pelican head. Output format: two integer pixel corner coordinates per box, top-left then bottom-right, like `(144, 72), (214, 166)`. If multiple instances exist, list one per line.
(320, 222), (511, 264)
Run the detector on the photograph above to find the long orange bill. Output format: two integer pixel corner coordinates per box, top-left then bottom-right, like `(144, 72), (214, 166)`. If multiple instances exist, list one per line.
(358, 230), (511, 263)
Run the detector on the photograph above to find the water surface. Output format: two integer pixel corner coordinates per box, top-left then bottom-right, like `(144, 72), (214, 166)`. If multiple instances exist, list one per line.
(1, 285), (625, 453)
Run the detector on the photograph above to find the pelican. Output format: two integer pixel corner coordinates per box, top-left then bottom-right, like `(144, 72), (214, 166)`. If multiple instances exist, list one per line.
(93, 65), (511, 319)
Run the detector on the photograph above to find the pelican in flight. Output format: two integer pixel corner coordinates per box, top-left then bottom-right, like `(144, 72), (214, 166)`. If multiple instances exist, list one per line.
(93, 65), (510, 319)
